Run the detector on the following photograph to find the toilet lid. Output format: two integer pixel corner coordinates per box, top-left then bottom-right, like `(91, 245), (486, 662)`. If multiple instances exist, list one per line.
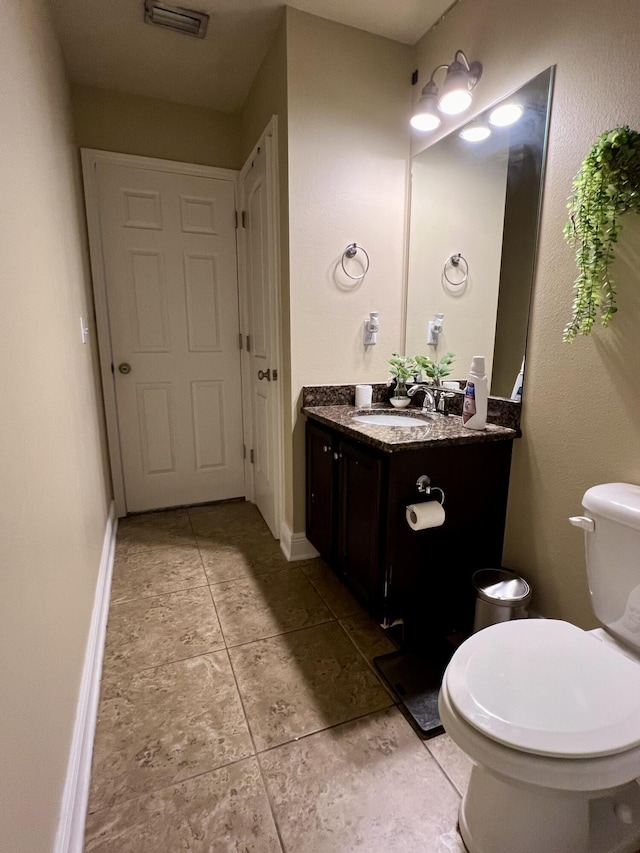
(446, 619), (640, 757)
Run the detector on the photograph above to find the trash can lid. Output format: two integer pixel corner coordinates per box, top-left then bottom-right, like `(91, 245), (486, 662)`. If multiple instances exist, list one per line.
(472, 568), (531, 605)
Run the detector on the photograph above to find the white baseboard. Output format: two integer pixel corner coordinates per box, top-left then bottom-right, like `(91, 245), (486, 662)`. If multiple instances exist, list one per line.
(54, 502), (117, 853)
(279, 521), (319, 562)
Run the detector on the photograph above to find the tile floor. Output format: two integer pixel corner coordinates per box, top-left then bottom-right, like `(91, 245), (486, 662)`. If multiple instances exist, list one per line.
(84, 500), (473, 852)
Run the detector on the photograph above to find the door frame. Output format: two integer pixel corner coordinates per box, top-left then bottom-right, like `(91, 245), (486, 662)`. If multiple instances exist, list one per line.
(236, 116), (284, 540)
(81, 149), (240, 517)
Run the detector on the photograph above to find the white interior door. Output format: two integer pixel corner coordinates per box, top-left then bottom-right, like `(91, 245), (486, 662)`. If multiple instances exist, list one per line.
(240, 138), (280, 537)
(95, 161), (244, 512)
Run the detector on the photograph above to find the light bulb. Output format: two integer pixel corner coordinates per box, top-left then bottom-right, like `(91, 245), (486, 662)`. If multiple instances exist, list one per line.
(410, 110), (441, 131)
(410, 87), (441, 132)
(438, 88), (472, 115)
(460, 122), (491, 142)
(438, 63), (473, 115)
(489, 103), (523, 127)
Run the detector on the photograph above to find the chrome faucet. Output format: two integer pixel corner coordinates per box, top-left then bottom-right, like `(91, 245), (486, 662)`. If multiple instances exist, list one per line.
(407, 384), (437, 413)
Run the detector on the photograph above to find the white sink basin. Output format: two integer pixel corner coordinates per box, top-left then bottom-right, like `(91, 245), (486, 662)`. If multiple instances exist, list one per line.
(352, 414), (431, 427)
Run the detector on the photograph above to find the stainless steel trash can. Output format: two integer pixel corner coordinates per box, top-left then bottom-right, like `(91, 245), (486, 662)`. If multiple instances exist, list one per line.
(472, 568), (532, 633)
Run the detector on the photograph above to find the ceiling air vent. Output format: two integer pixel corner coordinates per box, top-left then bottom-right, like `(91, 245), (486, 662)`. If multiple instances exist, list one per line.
(144, 1), (209, 38)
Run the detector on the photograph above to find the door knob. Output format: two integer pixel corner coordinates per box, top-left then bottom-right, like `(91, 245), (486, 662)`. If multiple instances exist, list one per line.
(118, 362), (132, 375)
(258, 369), (271, 381)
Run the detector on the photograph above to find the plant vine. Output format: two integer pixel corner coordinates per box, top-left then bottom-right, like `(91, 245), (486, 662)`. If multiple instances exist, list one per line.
(564, 126), (640, 342)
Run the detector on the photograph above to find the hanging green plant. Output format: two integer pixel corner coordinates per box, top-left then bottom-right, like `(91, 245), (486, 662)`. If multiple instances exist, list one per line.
(564, 126), (640, 342)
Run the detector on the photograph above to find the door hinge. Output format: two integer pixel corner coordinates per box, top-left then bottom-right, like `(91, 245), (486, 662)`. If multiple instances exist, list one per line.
(243, 444), (246, 459)
(239, 332), (243, 350)
(246, 335), (251, 352)
(241, 210), (247, 228)
(235, 210), (238, 229)
(272, 368), (278, 381)
(110, 363), (114, 374)
(250, 448), (255, 464)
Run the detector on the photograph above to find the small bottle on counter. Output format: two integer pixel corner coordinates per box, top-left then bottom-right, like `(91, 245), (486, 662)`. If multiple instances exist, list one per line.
(462, 355), (488, 430)
(511, 357), (525, 402)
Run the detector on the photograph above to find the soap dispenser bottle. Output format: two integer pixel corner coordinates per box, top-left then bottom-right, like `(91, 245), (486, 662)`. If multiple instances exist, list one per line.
(462, 355), (488, 430)
(511, 357), (525, 401)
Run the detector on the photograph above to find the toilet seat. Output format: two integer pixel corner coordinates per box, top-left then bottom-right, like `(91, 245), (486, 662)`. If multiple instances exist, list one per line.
(446, 619), (640, 758)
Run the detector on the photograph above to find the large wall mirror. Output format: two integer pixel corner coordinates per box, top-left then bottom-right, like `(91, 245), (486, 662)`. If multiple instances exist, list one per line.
(405, 67), (554, 399)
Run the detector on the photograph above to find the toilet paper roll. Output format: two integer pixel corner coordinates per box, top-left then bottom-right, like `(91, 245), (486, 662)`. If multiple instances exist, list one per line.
(406, 501), (445, 531)
(355, 384), (373, 407)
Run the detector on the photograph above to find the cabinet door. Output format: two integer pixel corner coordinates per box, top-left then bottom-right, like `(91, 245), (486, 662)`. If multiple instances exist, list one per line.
(385, 440), (513, 637)
(305, 422), (336, 560)
(338, 439), (384, 607)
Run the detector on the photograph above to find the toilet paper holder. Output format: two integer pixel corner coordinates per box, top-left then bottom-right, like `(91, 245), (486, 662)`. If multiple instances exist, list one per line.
(415, 475), (445, 506)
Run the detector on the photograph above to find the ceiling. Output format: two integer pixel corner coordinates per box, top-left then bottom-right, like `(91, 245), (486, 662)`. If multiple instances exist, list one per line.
(49, 0), (450, 113)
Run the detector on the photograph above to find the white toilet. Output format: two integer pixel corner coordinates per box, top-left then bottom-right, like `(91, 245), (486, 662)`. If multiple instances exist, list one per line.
(439, 483), (640, 853)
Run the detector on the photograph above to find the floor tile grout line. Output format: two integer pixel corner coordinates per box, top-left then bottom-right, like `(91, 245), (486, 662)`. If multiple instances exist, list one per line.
(111, 579), (210, 607)
(222, 638), (288, 853)
(254, 705), (398, 758)
(422, 741), (466, 800)
(88, 682), (398, 824)
(222, 615), (353, 654)
(336, 617), (401, 705)
(204, 562), (306, 587)
(302, 570), (363, 623)
(101, 645), (229, 682)
(104, 594), (346, 682)
(197, 528), (364, 853)
(206, 561), (313, 591)
(85, 752), (265, 818)
(94, 512), (266, 820)
(115, 538), (198, 558)
(204, 574), (231, 649)
(253, 755), (289, 853)
(220, 615), (338, 651)
(108, 583), (210, 608)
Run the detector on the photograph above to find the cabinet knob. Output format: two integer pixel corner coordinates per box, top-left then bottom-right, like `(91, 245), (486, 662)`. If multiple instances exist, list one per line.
(323, 445), (329, 453)
(333, 452), (339, 460)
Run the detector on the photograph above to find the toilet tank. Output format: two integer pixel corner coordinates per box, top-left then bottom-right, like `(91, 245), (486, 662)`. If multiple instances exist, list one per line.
(582, 483), (640, 652)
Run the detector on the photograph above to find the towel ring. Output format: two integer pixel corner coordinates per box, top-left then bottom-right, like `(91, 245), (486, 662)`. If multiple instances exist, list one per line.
(341, 243), (370, 280)
(443, 253), (469, 286)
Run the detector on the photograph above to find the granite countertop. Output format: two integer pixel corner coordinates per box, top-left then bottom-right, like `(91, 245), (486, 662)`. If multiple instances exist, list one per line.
(302, 404), (518, 453)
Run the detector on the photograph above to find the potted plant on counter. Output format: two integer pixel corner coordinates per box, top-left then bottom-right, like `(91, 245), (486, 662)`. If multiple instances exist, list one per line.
(388, 354), (416, 406)
(414, 352), (456, 386)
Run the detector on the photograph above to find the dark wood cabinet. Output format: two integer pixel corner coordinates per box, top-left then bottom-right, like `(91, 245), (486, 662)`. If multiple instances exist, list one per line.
(306, 417), (514, 638)
(306, 422), (385, 607)
(305, 421), (336, 562)
(337, 439), (384, 608)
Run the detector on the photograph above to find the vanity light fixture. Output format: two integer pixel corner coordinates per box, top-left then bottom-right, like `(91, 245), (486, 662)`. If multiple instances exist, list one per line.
(144, 0), (209, 38)
(489, 102), (524, 127)
(460, 121), (491, 142)
(410, 50), (483, 131)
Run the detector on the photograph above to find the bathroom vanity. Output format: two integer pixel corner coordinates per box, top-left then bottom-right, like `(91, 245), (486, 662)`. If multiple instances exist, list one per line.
(304, 401), (517, 642)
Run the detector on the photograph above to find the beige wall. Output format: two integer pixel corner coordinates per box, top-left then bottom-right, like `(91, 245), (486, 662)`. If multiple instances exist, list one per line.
(414, 0), (640, 627)
(287, 9), (413, 530)
(0, 1), (112, 849)
(71, 83), (242, 169)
